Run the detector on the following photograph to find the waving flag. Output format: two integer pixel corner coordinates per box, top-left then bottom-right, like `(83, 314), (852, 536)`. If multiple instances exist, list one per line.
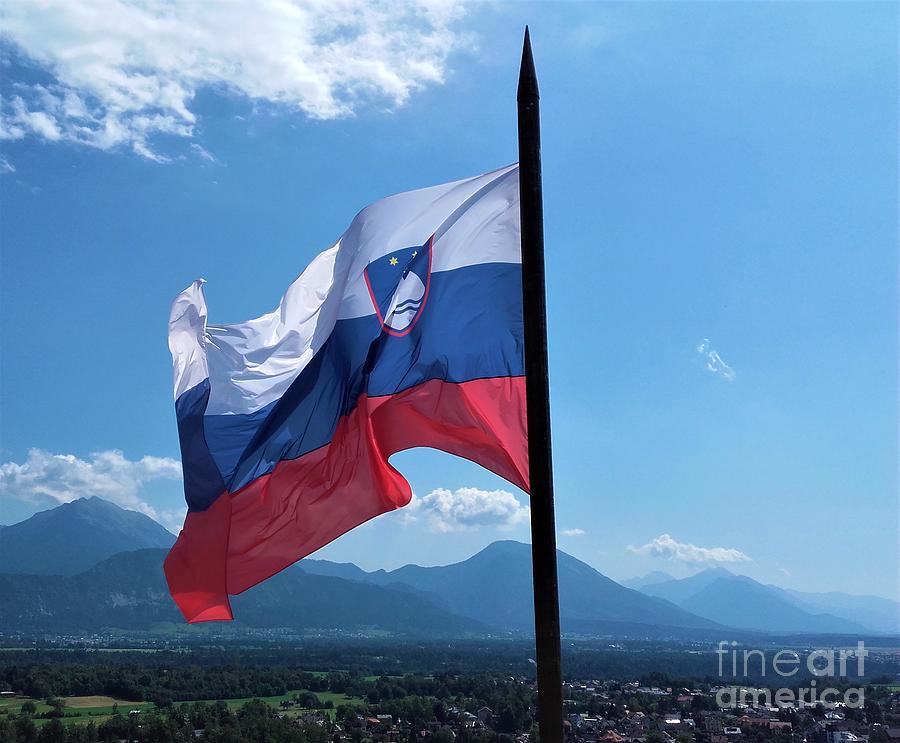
(165, 165), (527, 622)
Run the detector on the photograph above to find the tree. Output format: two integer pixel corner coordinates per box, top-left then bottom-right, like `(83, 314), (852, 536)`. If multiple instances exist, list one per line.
(20, 701), (37, 716)
(295, 691), (320, 708)
(37, 719), (66, 743)
(14, 715), (38, 743)
(433, 701), (447, 723)
(45, 698), (65, 719)
(432, 728), (456, 743)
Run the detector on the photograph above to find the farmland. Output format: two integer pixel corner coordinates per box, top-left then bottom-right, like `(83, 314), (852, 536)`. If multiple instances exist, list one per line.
(0, 695), (155, 727)
(0, 688), (365, 727)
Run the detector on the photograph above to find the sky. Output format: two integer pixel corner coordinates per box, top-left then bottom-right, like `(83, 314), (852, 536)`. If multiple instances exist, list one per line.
(0, 1), (897, 600)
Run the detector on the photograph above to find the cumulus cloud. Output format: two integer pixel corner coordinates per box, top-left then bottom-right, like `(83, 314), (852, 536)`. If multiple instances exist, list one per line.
(0, 0), (465, 160)
(628, 533), (751, 565)
(0, 449), (185, 532)
(561, 528), (585, 537)
(696, 338), (736, 381)
(404, 487), (529, 533)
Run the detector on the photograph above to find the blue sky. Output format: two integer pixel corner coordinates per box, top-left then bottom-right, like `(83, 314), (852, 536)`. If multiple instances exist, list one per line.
(0, 2), (896, 599)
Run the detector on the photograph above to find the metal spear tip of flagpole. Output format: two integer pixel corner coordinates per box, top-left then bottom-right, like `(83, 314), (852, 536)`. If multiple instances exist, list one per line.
(518, 26), (539, 102)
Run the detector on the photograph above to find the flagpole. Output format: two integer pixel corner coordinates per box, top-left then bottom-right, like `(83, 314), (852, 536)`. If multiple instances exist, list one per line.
(517, 26), (564, 743)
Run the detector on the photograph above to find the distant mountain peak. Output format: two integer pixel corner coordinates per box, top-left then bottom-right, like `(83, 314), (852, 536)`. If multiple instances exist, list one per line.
(693, 566), (735, 578)
(621, 570), (676, 590)
(474, 539), (530, 555)
(57, 495), (120, 513)
(0, 497), (175, 576)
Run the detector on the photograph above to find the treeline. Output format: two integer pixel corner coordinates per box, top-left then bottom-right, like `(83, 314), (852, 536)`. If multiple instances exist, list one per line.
(0, 661), (533, 715)
(0, 699), (333, 743)
(2, 665), (352, 706)
(0, 641), (727, 681)
(5, 639), (895, 687)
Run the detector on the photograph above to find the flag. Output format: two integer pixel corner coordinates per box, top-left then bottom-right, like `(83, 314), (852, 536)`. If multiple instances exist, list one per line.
(165, 164), (527, 622)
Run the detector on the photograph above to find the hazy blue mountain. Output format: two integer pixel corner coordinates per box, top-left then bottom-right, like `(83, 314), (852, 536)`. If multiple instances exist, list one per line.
(639, 567), (735, 604)
(0, 497), (175, 575)
(621, 571), (677, 590)
(0, 549), (485, 636)
(640, 570), (869, 634)
(300, 558), (383, 583)
(305, 540), (721, 633)
(774, 587), (899, 635)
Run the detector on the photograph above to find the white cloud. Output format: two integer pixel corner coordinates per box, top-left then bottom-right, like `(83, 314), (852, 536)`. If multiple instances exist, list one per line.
(0, 0), (465, 160)
(0, 154), (15, 173)
(404, 486), (529, 533)
(696, 338), (736, 381)
(189, 143), (216, 163)
(561, 528), (585, 537)
(0, 449), (185, 532)
(628, 533), (751, 565)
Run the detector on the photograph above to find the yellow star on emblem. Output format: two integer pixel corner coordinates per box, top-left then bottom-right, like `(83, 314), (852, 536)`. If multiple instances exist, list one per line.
(412, 250), (418, 257)
(389, 256), (398, 266)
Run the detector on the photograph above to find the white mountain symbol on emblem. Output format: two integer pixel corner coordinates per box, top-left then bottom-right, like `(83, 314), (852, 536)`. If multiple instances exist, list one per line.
(384, 269), (426, 332)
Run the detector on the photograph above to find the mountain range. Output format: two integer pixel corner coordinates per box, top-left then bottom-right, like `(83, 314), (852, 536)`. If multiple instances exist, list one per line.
(303, 540), (721, 633)
(0, 499), (718, 636)
(0, 548), (484, 635)
(636, 568), (898, 635)
(0, 498), (896, 637)
(303, 549), (899, 636)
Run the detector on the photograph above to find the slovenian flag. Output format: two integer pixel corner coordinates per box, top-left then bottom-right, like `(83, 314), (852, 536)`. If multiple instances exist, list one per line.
(165, 165), (527, 622)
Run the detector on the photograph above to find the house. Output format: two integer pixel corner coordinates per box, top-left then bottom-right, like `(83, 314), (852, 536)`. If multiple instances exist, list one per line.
(477, 707), (494, 726)
(826, 732), (860, 743)
(657, 717), (680, 733)
(597, 732), (624, 743)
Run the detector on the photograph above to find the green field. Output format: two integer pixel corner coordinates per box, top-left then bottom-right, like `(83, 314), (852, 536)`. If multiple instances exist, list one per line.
(205, 689), (365, 720)
(0, 696), (156, 727)
(0, 689), (366, 726)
